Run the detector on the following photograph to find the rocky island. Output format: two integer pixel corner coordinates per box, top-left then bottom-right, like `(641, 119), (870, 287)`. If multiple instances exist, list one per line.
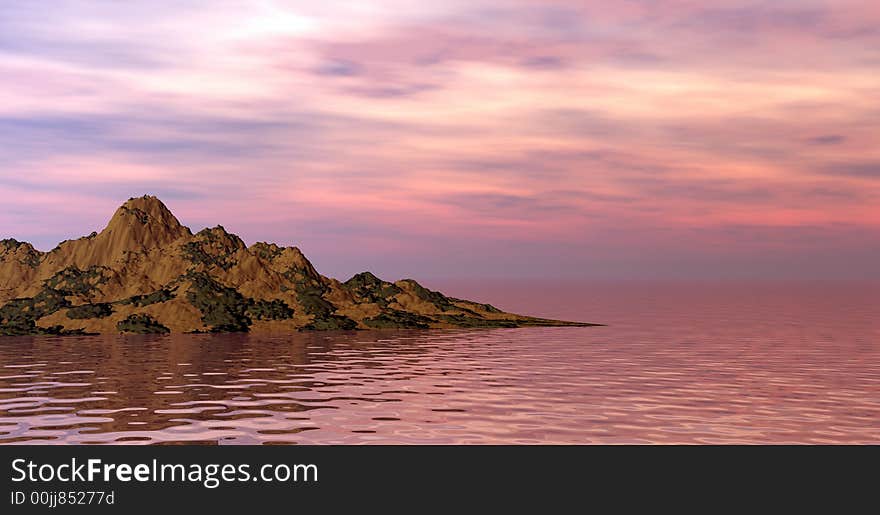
(0, 196), (595, 335)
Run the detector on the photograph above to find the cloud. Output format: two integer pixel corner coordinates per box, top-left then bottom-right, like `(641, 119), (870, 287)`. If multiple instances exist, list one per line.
(808, 135), (846, 145)
(0, 0), (877, 278)
(519, 55), (567, 70)
(0, 112), (312, 164)
(678, 5), (827, 33)
(815, 162), (880, 179)
(313, 61), (359, 78)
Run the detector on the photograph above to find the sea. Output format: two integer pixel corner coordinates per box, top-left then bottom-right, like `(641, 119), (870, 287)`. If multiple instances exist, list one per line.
(1, 280), (877, 444)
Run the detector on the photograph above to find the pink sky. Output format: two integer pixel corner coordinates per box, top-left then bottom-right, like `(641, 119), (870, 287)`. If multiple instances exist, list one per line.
(0, 1), (878, 279)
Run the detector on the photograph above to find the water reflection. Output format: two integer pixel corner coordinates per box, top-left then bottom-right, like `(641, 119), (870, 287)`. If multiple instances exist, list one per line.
(1, 281), (878, 444)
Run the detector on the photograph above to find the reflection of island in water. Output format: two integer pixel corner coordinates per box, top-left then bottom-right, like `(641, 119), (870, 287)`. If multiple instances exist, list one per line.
(0, 195), (595, 336)
(1, 276), (878, 445)
(1, 331), (448, 444)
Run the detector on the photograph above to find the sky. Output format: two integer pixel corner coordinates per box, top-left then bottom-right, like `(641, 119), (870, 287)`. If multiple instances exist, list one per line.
(0, 0), (878, 280)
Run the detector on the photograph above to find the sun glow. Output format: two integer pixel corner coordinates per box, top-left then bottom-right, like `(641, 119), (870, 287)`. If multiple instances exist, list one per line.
(232, 2), (319, 39)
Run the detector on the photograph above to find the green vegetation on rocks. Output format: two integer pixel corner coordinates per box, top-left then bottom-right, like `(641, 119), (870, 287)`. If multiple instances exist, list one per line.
(344, 272), (402, 307)
(44, 266), (110, 298)
(67, 303), (113, 319)
(284, 269), (332, 315)
(0, 288), (71, 335)
(0, 238), (23, 252)
(250, 242), (285, 261)
(246, 299), (294, 321)
(363, 309), (432, 329)
(302, 315), (358, 331)
(116, 314), (170, 334)
(183, 271), (252, 332)
(1, 239), (42, 267)
(284, 268), (356, 330)
(181, 227), (244, 270)
(181, 241), (231, 270)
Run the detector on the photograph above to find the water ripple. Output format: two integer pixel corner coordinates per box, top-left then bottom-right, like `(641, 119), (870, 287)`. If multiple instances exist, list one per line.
(0, 282), (878, 444)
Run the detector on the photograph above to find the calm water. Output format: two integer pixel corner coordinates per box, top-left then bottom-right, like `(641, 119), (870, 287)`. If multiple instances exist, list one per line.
(1, 281), (877, 444)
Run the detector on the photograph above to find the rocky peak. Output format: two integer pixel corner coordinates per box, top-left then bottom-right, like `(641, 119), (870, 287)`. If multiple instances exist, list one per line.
(180, 226), (247, 271)
(1, 238), (39, 258)
(109, 195), (188, 233)
(249, 242), (285, 262)
(192, 226), (245, 250)
(345, 271), (385, 288)
(344, 272), (401, 305)
(254, 243), (322, 280)
(98, 195), (192, 254)
(0, 238), (42, 268)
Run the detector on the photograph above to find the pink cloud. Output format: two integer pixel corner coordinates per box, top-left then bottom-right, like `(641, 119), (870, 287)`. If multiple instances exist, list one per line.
(0, 0), (877, 278)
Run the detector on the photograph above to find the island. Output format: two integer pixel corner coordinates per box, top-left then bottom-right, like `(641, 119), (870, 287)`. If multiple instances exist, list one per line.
(0, 196), (596, 335)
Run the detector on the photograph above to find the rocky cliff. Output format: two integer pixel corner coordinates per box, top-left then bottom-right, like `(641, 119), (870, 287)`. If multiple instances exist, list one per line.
(0, 196), (594, 335)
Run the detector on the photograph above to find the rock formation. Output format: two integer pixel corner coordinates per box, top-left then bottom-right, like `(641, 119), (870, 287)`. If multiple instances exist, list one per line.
(0, 196), (594, 335)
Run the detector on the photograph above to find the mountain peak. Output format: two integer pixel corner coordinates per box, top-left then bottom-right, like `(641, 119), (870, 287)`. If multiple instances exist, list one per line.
(49, 195), (193, 264)
(0, 238), (42, 267)
(125, 194), (163, 205)
(113, 195), (182, 228)
(345, 271), (383, 286)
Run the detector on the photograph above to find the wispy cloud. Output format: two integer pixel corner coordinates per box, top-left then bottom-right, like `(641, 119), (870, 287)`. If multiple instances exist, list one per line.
(0, 0), (877, 278)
